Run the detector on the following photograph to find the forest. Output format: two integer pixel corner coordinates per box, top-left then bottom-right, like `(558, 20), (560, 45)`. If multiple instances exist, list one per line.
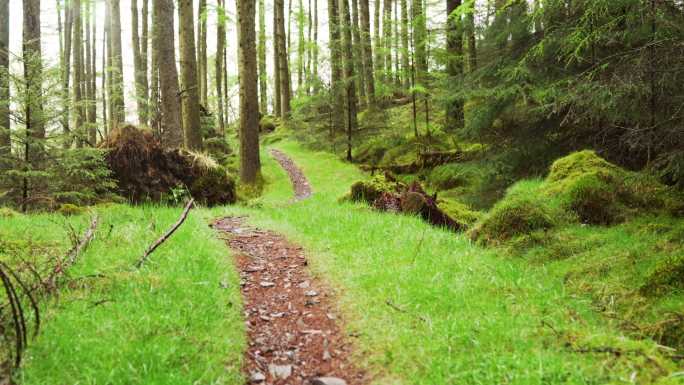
(0, 0), (683, 383)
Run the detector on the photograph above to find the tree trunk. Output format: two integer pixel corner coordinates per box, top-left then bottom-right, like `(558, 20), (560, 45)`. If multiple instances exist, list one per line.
(328, 0), (344, 131)
(142, 0), (150, 125)
(236, 0), (261, 183)
(340, 0), (358, 161)
(72, 0), (85, 145)
(312, 0), (319, 92)
(153, 0), (183, 147)
(276, 0), (292, 117)
(400, 0), (409, 88)
(466, 8), (476, 72)
(132, 0), (149, 126)
(258, 0), (268, 113)
(102, 19), (109, 138)
(412, 0), (427, 83)
(351, 0), (366, 106)
(446, 0), (463, 129)
(178, 0), (203, 150)
(197, 0), (208, 107)
(59, 0), (73, 146)
(273, 6), (282, 117)
(24, 0), (44, 141)
(373, 0), (382, 78)
(382, 0), (392, 81)
(109, 0), (125, 127)
(216, 0), (226, 133)
(296, 0), (305, 92)
(85, 0), (96, 144)
(0, 0), (9, 155)
(359, 0), (375, 106)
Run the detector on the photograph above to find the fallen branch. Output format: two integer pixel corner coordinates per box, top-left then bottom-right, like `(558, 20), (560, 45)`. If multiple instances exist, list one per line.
(135, 199), (195, 269)
(46, 215), (100, 288)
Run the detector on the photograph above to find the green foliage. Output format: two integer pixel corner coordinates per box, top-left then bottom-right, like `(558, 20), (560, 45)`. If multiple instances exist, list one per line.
(204, 137), (233, 166)
(0, 207), (19, 218)
(189, 165), (237, 206)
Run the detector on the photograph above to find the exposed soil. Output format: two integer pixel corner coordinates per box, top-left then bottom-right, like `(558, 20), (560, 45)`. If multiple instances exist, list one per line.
(213, 151), (363, 385)
(270, 149), (312, 202)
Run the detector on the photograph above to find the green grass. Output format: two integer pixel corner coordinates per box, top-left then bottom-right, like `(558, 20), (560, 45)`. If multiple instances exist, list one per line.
(3, 138), (682, 384)
(0, 205), (244, 384)
(210, 139), (683, 385)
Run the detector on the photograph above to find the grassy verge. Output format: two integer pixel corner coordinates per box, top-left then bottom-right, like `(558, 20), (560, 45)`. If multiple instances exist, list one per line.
(1, 205), (244, 384)
(214, 139), (682, 384)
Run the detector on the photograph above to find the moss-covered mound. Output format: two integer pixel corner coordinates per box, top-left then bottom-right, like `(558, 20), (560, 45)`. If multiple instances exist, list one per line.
(350, 174), (404, 204)
(469, 181), (564, 244)
(204, 137), (232, 165)
(102, 125), (236, 206)
(57, 204), (86, 216)
(437, 198), (482, 230)
(545, 150), (680, 224)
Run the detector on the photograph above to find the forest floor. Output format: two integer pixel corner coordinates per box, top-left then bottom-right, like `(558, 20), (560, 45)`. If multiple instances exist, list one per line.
(3, 139), (682, 384)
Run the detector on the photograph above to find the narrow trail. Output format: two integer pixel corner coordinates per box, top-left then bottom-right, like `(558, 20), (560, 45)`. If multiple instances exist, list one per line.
(213, 151), (363, 385)
(270, 149), (313, 201)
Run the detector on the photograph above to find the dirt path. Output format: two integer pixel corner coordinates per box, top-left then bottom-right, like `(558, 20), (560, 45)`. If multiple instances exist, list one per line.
(213, 151), (363, 385)
(270, 149), (312, 201)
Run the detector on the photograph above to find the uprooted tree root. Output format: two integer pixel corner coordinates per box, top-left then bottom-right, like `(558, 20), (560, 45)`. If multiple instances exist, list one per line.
(347, 173), (477, 231)
(102, 125), (236, 206)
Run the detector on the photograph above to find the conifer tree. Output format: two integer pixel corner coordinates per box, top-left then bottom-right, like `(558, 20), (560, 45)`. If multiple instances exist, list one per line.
(178, 0), (203, 150)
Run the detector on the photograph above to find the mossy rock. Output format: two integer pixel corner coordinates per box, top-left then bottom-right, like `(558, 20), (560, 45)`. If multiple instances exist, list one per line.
(544, 150), (681, 224)
(437, 199), (482, 230)
(57, 204), (86, 216)
(350, 175), (402, 204)
(260, 115), (278, 133)
(0, 207), (20, 218)
(469, 181), (563, 245)
(189, 166), (237, 207)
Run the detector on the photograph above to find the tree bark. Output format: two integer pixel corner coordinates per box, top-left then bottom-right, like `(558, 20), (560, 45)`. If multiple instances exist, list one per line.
(101, 18), (109, 138)
(59, 0), (73, 146)
(132, 0), (150, 126)
(466, 7), (476, 72)
(276, 0), (291, 117)
(197, 0), (208, 107)
(258, 0), (268, 112)
(72, 0), (85, 145)
(0, 0), (9, 155)
(340, 0), (358, 161)
(86, 0), (97, 144)
(328, 0), (344, 131)
(400, 0), (409, 88)
(446, 0), (463, 129)
(359, 0), (375, 106)
(23, 0), (45, 141)
(412, 0), (427, 83)
(142, 0), (150, 125)
(216, 0), (226, 133)
(382, 0), (392, 81)
(297, 0), (305, 92)
(236, 0), (262, 183)
(108, 0), (125, 127)
(273, 6), (282, 117)
(178, 0), (203, 150)
(312, 0), (319, 92)
(153, 0), (183, 148)
(351, 0), (366, 106)
(374, 0), (382, 78)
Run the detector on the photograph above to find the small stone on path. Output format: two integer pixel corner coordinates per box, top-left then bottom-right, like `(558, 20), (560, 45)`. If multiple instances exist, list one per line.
(311, 377), (347, 385)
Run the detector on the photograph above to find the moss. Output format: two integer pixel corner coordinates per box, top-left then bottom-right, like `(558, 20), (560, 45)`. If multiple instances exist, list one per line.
(349, 175), (402, 204)
(437, 198), (482, 230)
(0, 207), (20, 218)
(260, 115), (278, 133)
(204, 138), (232, 165)
(57, 204), (86, 216)
(189, 166), (237, 206)
(544, 151), (681, 224)
(469, 180), (564, 245)
(640, 256), (684, 296)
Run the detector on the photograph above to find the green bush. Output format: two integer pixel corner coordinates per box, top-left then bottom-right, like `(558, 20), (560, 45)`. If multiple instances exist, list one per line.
(204, 138), (232, 165)
(0, 207), (19, 218)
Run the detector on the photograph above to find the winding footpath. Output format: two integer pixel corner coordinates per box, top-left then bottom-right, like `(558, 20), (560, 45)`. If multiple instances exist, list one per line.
(213, 150), (363, 385)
